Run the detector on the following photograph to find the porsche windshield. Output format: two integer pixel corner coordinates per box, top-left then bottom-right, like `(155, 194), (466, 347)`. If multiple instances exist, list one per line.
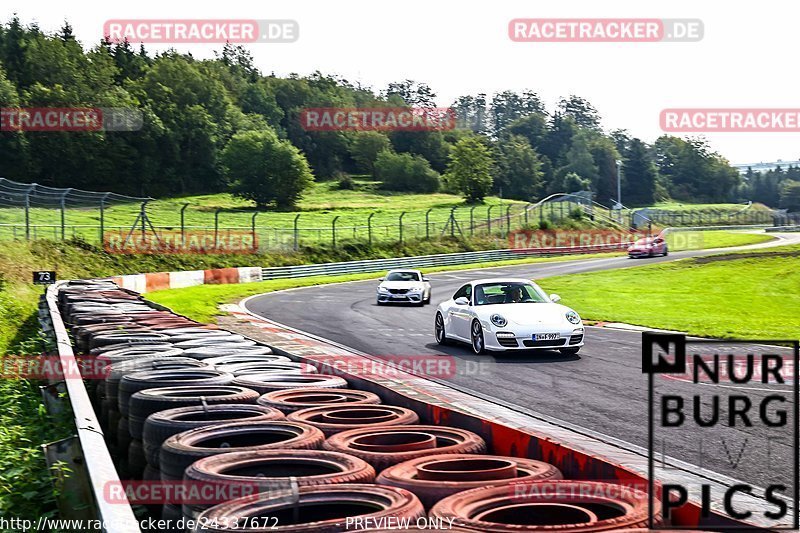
(474, 282), (547, 305)
(386, 271), (420, 282)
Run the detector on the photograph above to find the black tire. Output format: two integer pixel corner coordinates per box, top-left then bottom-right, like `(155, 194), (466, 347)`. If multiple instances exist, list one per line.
(129, 385), (261, 440)
(89, 332), (170, 350)
(159, 421), (325, 481)
(105, 357), (208, 413)
(560, 347), (581, 356)
(215, 361), (315, 376)
(180, 346), (272, 360)
(117, 416), (131, 477)
(202, 354), (291, 367)
(470, 320), (486, 355)
(232, 373), (348, 395)
(128, 438), (147, 479)
(143, 403), (284, 467)
(663, 246), (669, 256)
(434, 313), (449, 346)
(118, 368), (234, 416)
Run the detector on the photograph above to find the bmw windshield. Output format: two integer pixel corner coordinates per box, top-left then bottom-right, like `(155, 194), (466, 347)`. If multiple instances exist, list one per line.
(386, 271), (420, 281)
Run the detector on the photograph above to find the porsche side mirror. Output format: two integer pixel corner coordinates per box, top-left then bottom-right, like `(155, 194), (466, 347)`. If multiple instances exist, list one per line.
(549, 294), (561, 303)
(454, 297), (469, 306)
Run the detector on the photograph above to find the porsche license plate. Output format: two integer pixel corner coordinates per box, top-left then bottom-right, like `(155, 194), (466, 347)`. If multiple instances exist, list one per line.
(534, 333), (561, 341)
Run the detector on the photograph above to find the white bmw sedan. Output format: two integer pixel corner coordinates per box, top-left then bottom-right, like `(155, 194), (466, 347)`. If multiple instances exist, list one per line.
(376, 269), (432, 305)
(434, 278), (584, 355)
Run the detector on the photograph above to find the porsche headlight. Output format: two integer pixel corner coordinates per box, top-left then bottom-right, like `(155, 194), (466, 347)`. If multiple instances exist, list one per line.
(490, 314), (507, 327)
(566, 311), (581, 324)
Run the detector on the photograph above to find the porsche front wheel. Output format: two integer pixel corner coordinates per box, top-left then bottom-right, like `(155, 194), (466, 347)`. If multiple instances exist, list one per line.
(471, 320), (486, 355)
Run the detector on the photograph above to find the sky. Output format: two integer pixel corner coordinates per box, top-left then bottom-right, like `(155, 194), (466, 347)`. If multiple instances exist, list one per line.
(4, 0), (799, 165)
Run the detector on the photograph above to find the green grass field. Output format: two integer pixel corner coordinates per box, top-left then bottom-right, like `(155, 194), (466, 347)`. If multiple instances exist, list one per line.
(666, 230), (773, 251)
(539, 246), (800, 339)
(0, 181), (528, 244)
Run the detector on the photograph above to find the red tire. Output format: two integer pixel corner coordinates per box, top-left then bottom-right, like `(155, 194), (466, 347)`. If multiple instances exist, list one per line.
(258, 388), (382, 414)
(376, 453), (563, 509)
(323, 425), (486, 470)
(195, 484), (424, 533)
(143, 403), (284, 467)
(159, 421), (325, 481)
(429, 480), (658, 532)
(182, 450), (376, 516)
(288, 405), (419, 437)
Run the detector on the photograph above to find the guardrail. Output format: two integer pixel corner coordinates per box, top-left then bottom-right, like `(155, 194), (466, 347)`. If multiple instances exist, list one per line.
(260, 244), (628, 280)
(259, 224), (776, 280)
(43, 281), (139, 531)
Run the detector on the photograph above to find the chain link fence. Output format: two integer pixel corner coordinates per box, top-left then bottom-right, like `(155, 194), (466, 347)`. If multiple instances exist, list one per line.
(0, 177), (789, 252)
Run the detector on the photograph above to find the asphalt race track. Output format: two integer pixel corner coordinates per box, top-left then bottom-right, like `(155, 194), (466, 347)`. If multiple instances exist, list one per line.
(245, 234), (800, 490)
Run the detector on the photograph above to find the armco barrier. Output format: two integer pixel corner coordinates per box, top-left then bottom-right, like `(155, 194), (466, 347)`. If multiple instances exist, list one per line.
(259, 245), (624, 280)
(44, 281), (139, 531)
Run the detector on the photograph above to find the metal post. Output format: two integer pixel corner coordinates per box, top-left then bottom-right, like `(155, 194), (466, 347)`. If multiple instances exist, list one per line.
(506, 205), (512, 234)
(487, 205), (493, 234)
(99, 192), (110, 244)
(180, 203), (190, 246)
(293, 214), (300, 251)
(450, 206), (457, 237)
(399, 212), (406, 243)
(60, 188), (71, 240)
(332, 216), (339, 248)
(616, 159), (622, 207)
(367, 213), (375, 247)
(425, 208), (433, 239)
(24, 184), (36, 241)
(524, 204), (529, 226)
(251, 212), (258, 251)
(214, 208), (222, 249)
(539, 204), (544, 225)
(140, 201), (148, 241)
(470, 206), (476, 235)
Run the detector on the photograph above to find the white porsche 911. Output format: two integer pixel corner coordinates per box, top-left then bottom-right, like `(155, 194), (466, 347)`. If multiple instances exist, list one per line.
(434, 278), (584, 355)
(376, 269), (432, 305)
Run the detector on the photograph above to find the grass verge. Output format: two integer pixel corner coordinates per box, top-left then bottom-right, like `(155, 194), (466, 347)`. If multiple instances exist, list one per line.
(539, 247), (800, 339)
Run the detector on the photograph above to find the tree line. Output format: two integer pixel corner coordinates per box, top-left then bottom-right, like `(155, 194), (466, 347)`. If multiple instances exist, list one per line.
(0, 17), (766, 210)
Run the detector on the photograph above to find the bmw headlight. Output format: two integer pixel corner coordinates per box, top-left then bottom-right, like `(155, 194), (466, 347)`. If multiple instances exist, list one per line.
(490, 314), (507, 327)
(377, 286), (389, 293)
(566, 311), (581, 324)
(410, 286), (423, 292)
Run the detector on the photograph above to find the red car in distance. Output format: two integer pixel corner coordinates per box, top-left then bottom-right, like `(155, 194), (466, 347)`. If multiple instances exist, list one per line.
(627, 235), (669, 258)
